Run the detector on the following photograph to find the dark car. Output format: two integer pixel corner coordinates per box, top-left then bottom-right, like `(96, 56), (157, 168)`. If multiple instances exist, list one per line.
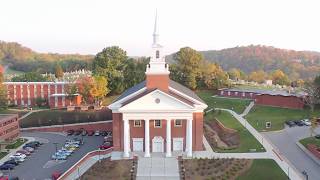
(0, 164), (15, 170)
(67, 130), (74, 136)
(74, 130), (82, 136)
(23, 143), (37, 149)
(315, 135), (320, 139)
(295, 120), (304, 126)
(100, 131), (108, 136)
(8, 177), (19, 180)
(87, 130), (94, 136)
(4, 159), (19, 166)
(285, 120), (296, 127)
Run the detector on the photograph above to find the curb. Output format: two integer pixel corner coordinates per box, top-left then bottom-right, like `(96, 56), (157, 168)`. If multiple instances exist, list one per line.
(296, 142), (320, 166)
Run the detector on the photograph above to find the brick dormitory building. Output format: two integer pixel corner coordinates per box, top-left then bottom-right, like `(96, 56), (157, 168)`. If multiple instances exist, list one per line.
(0, 114), (20, 150)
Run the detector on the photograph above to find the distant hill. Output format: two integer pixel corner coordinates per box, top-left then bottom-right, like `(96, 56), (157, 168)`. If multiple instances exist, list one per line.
(167, 45), (320, 80)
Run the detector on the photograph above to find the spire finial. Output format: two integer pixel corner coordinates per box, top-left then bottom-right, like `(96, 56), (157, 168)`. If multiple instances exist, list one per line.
(153, 9), (159, 45)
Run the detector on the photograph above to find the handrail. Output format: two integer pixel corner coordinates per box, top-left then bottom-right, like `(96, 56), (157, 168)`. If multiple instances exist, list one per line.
(57, 147), (113, 180)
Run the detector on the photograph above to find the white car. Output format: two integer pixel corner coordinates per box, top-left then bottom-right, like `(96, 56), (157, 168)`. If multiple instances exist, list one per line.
(94, 130), (100, 136)
(10, 153), (26, 159)
(302, 119), (311, 126)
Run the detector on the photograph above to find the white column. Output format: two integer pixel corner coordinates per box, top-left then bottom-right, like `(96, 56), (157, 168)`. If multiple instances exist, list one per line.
(166, 119), (172, 157)
(123, 119), (130, 158)
(187, 119), (193, 157)
(144, 119), (150, 157)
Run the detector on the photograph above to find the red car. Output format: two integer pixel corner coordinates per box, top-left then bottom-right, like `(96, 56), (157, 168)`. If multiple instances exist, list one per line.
(99, 144), (112, 150)
(17, 149), (31, 156)
(52, 171), (62, 180)
(87, 130), (94, 136)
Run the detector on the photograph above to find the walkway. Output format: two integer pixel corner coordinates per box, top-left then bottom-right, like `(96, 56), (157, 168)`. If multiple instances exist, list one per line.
(215, 108), (303, 180)
(137, 153), (180, 180)
(240, 101), (255, 117)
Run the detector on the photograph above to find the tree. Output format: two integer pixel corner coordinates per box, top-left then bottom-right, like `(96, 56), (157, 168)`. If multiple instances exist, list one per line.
(314, 74), (320, 87)
(11, 72), (49, 82)
(93, 46), (127, 94)
(173, 47), (203, 89)
(303, 82), (320, 112)
(0, 67), (7, 109)
(270, 69), (290, 85)
(91, 76), (109, 105)
(248, 70), (267, 83)
(310, 117), (317, 137)
(54, 63), (64, 79)
(76, 77), (94, 104)
(228, 68), (241, 81)
(0, 65), (4, 82)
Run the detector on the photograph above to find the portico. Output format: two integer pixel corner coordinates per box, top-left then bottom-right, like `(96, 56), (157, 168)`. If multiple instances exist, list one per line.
(121, 112), (193, 158)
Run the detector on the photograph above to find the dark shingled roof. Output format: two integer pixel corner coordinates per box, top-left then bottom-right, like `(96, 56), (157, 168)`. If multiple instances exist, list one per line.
(169, 80), (205, 104)
(113, 80), (146, 103)
(112, 79), (205, 104)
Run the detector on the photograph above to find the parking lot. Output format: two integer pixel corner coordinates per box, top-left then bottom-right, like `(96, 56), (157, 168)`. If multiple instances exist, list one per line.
(1, 131), (104, 180)
(263, 126), (320, 180)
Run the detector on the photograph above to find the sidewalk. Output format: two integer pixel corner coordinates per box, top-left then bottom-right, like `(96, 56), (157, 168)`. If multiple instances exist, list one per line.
(216, 108), (303, 180)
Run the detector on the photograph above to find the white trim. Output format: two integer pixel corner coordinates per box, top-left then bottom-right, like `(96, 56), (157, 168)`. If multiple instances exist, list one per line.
(169, 86), (207, 107)
(4, 82), (70, 85)
(122, 112), (193, 121)
(108, 87), (147, 111)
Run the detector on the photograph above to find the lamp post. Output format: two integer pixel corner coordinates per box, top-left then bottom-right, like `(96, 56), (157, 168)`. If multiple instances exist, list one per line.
(302, 170), (308, 180)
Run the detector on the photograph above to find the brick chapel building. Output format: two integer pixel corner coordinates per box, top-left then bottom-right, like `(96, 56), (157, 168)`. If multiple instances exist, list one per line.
(108, 15), (208, 158)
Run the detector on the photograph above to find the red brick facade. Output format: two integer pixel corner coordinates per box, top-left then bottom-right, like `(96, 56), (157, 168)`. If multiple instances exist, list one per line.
(146, 74), (169, 92)
(0, 114), (20, 142)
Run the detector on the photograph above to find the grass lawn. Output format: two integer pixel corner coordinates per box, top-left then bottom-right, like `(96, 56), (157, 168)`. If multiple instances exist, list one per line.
(82, 158), (134, 180)
(0, 152), (8, 160)
(206, 110), (265, 153)
(300, 136), (320, 147)
(20, 109), (112, 128)
(237, 159), (287, 180)
(197, 90), (251, 114)
(5, 138), (27, 149)
(245, 105), (320, 132)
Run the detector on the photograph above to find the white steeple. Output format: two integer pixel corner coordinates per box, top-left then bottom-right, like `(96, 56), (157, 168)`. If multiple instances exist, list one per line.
(146, 10), (169, 75)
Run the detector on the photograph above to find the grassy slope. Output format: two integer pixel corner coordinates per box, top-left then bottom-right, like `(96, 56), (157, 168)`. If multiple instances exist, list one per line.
(237, 159), (287, 180)
(197, 90), (251, 114)
(300, 137), (320, 147)
(206, 111), (264, 152)
(245, 105), (320, 131)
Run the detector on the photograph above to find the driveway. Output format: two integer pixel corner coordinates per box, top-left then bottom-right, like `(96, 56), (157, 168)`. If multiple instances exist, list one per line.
(263, 126), (320, 180)
(2, 132), (103, 180)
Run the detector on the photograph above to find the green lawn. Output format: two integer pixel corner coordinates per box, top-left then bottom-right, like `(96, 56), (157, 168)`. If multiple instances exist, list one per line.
(300, 137), (320, 147)
(197, 90), (251, 114)
(206, 110), (265, 153)
(20, 109), (112, 128)
(245, 105), (320, 132)
(237, 159), (287, 180)
(5, 138), (27, 149)
(0, 152), (8, 160)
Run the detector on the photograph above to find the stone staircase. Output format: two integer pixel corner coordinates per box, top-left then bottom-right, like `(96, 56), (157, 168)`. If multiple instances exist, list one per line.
(136, 155), (180, 180)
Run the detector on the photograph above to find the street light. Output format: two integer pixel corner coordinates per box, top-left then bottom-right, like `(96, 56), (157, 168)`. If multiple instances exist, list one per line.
(302, 170), (308, 180)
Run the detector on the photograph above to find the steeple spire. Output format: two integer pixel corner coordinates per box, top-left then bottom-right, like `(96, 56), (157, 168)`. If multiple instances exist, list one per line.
(153, 9), (159, 45)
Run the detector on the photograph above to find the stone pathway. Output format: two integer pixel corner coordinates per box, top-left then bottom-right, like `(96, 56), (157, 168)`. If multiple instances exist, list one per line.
(137, 155), (180, 180)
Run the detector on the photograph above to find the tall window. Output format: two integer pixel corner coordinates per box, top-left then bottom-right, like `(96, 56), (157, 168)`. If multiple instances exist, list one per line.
(156, 50), (160, 58)
(134, 120), (141, 127)
(154, 120), (161, 128)
(175, 120), (182, 127)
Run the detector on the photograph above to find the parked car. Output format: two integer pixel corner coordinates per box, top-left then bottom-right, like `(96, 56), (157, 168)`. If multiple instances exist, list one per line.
(295, 120), (304, 126)
(16, 150), (31, 156)
(107, 131), (112, 137)
(23, 147), (34, 153)
(87, 130), (94, 136)
(51, 154), (67, 160)
(74, 130), (82, 136)
(10, 153), (26, 160)
(81, 130), (87, 136)
(301, 119), (311, 126)
(99, 144), (112, 150)
(315, 134), (320, 139)
(0, 164), (15, 170)
(100, 131), (108, 136)
(94, 130), (100, 136)
(3, 160), (19, 166)
(285, 120), (296, 127)
(67, 130), (74, 136)
(52, 171), (62, 180)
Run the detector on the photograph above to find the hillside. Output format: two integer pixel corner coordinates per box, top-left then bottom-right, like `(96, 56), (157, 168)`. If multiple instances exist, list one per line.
(167, 45), (320, 80)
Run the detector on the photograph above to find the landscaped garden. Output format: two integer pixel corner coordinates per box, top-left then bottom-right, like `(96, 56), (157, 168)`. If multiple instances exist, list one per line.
(0, 152), (8, 160)
(20, 109), (112, 128)
(245, 105), (320, 131)
(300, 136), (320, 147)
(180, 158), (287, 180)
(197, 90), (251, 114)
(81, 158), (136, 180)
(236, 159), (287, 180)
(5, 138), (27, 149)
(204, 110), (265, 153)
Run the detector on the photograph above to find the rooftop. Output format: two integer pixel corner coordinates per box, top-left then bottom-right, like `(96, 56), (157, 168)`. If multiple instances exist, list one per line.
(220, 88), (307, 97)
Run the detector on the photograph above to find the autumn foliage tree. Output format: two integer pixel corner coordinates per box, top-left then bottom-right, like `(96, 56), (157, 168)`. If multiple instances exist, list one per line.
(270, 69), (290, 85)
(248, 70), (267, 83)
(0, 65), (7, 109)
(55, 63), (64, 79)
(90, 76), (109, 105)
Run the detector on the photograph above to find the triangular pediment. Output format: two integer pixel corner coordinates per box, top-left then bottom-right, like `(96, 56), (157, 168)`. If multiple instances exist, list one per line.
(119, 90), (195, 112)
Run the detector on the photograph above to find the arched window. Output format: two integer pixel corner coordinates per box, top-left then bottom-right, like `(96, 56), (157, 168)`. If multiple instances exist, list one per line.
(156, 50), (160, 58)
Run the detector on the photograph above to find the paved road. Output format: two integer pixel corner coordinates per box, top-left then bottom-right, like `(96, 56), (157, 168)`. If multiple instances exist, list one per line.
(2, 132), (103, 180)
(263, 126), (320, 180)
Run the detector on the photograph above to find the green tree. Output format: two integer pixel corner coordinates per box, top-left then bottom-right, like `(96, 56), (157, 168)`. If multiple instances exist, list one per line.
(228, 68), (241, 80)
(11, 72), (50, 82)
(314, 74), (320, 87)
(173, 47), (203, 89)
(0, 67), (7, 109)
(54, 63), (64, 79)
(270, 70), (290, 85)
(93, 46), (127, 94)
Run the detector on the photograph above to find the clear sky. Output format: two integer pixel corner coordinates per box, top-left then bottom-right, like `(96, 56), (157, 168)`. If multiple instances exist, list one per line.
(0, 0), (319, 56)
